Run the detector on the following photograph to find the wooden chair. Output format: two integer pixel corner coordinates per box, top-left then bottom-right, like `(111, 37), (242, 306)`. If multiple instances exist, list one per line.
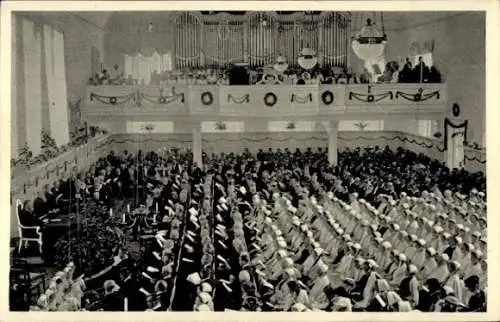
(10, 259), (46, 306)
(16, 199), (43, 254)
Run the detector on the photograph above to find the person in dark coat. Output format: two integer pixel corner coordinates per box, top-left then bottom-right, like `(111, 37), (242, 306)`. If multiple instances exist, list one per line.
(101, 280), (125, 311)
(465, 275), (486, 312)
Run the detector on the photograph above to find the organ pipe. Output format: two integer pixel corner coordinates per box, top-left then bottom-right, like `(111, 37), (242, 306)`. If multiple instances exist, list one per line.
(172, 11), (349, 70)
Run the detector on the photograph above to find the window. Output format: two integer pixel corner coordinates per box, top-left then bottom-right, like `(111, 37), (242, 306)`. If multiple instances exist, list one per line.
(338, 121), (384, 131)
(126, 121), (174, 134)
(413, 52), (433, 67)
(267, 121), (315, 132)
(201, 121), (245, 133)
(124, 51), (172, 85)
(417, 120), (438, 138)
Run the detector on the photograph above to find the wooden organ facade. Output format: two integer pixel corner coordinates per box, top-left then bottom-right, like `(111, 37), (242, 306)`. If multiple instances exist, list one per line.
(171, 11), (351, 70)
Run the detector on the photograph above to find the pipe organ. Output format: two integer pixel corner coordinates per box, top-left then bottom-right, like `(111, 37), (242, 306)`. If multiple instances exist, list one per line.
(173, 11), (351, 70)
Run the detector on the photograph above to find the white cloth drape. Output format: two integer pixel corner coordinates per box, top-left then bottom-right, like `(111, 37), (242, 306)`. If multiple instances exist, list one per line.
(418, 120), (432, 137)
(446, 125), (465, 169)
(23, 19), (43, 155)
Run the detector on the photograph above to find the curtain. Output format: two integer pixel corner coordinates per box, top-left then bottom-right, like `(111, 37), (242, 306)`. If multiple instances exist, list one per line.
(43, 24), (70, 147)
(124, 51), (172, 85)
(11, 15), (18, 158)
(23, 19), (43, 155)
(51, 28), (70, 146)
(12, 16), (70, 157)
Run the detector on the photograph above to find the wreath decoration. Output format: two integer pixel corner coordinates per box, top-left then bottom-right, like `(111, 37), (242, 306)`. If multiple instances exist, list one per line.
(452, 103), (460, 117)
(264, 92), (277, 107)
(321, 90), (335, 105)
(201, 91), (214, 106)
(109, 97), (117, 104)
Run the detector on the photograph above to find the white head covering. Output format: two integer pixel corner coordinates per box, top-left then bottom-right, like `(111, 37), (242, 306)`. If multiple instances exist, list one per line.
(398, 301), (412, 312)
(408, 264), (418, 274)
(187, 272), (201, 285)
(333, 297), (352, 311)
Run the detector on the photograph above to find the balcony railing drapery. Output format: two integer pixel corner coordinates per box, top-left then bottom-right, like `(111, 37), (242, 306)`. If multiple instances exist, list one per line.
(86, 84), (446, 112)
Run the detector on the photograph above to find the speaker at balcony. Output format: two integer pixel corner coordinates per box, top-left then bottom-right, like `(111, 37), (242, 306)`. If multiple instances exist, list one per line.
(228, 62), (249, 85)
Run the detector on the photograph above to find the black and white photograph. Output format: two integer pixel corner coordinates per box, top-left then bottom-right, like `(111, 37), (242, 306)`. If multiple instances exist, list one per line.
(3, 1), (498, 318)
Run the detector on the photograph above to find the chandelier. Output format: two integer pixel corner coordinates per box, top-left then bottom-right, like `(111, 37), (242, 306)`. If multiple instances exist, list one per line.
(351, 13), (388, 82)
(351, 16), (387, 61)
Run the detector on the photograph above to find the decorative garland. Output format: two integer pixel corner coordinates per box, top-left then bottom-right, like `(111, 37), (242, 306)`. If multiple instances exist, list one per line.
(89, 92), (135, 106)
(395, 88), (440, 102)
(321, 90), (335, 105)
(201, 91), (214, 106)
(464, 155), (486, 164)
(348, 85), (393, 103)
(227, 94), (250, 104)
(263, 92), (277, 107)
(102, 134), (445, 150)
(141, 93), (185, 106)
(291, 93), (313, 104)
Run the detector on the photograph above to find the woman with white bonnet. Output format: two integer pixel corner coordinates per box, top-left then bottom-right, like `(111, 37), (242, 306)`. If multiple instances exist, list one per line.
(446, 260), (464, 304)
(353, 259), (379, 310)
(420, 247), (438, 280)
(411, 239), (427, 270)
(308, 261), (330, 309)
(389, 253), (407, 287)
(397, 264), (420, 308)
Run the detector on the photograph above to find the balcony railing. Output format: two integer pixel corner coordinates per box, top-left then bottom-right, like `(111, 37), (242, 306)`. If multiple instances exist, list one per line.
(84, 83), (447, 118)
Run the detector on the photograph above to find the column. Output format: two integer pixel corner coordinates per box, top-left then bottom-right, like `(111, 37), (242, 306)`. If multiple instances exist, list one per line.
(328, 121), (339, 166)
(192, 124), (203, 169)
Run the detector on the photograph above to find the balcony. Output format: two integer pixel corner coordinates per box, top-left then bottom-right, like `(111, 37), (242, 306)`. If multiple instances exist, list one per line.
(83, 83), (447, 121)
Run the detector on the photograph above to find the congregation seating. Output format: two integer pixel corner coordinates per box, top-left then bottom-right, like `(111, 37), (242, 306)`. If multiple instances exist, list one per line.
(11, 145), (486, 312)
